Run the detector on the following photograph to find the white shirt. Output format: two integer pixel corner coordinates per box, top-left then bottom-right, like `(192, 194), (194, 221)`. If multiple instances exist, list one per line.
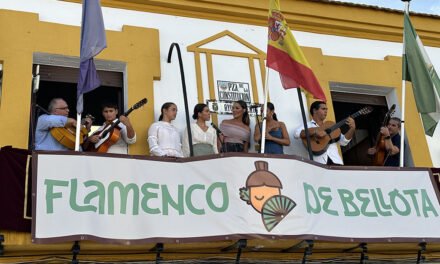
(182, 123), (219, 157)
(95, 121), (136, 154)
(148, 121), (183, 157)
(294, 120), (351, 165)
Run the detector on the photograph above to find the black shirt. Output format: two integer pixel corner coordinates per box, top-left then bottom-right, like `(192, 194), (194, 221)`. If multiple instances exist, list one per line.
(384, 134), (401, 167)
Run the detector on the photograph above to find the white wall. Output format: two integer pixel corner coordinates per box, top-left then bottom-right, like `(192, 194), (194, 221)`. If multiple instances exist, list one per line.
(1, 0), (438, 165)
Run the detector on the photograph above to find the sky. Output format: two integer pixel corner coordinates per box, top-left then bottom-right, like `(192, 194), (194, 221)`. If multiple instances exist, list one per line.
(333, 0), (440, 15)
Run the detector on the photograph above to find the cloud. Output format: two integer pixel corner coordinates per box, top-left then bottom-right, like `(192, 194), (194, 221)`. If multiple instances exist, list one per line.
(332, 0), (379, 5)
(330, 0), (402, 10)
(430, 4), (440, 15)
(330, 0), (439, 15)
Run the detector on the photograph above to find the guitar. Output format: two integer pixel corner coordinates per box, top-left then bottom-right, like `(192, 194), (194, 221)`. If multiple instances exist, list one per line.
(89, 98), (147, 153)
(372, 104), (396, 166)
(50, 114), (95, 150)
(302, 106), (373, 155)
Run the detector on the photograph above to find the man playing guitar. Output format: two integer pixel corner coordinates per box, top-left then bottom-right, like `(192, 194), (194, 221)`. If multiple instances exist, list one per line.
(294, 101), (356, 165)
(35, 98), (92, 151)
(367, 117), (401, 167)
(86, 102), (136, 154)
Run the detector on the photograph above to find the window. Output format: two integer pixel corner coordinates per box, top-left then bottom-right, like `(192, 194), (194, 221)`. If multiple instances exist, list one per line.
(330, 82), (413, 166)
(30, 53), (125, 150)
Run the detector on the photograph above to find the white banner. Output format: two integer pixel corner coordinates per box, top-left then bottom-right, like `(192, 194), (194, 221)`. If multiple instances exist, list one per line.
(33, 153), (440, 243)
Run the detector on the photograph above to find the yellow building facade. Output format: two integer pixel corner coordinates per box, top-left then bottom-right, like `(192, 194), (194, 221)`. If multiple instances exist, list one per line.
(1, 0), (440, 262)
(1, 0), (437, 165)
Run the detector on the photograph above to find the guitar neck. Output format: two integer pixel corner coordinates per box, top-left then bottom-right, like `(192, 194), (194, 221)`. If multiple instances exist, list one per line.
(327, 111), (363, 133)
(112, 107), (134, 127)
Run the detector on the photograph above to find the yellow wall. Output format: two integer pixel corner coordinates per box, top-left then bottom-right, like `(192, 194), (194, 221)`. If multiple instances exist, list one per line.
(0, 10), (160, 155)
(91, 0), (440, 46)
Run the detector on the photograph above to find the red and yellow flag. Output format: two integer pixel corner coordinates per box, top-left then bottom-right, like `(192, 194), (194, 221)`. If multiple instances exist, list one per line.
(266, 0), (326, 101)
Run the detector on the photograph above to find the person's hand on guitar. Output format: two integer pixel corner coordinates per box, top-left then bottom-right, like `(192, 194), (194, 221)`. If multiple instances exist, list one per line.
(119, 115), (136, 139)
(88, 134), (101, 144)
(64, 118), (77, 129)
(314, 128), (328, 138)
(82, 115), (94, 132)
(344, 117), (356, 140)
(367, 147), (377, 155)
(119, 115), (131, 126)
(345, 117), (356, 130)
(380, 126), (391, 137)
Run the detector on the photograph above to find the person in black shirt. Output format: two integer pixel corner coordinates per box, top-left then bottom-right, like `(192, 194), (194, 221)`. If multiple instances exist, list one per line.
(368, 117), (401, 167)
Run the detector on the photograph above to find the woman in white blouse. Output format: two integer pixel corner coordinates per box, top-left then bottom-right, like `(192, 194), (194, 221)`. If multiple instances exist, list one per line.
(147, 102), (183, 157)
(182, 103), (219, 157)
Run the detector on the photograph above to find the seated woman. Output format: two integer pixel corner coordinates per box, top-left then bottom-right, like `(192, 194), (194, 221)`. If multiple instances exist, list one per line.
(147, 102), (183, 157)
(219, 100), (251, 152)
(182, 103), (219, 157)
(254, 102), (290, 154)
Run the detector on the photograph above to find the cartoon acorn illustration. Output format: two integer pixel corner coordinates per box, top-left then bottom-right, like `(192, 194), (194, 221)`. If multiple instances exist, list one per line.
(239, 161), (296, 232)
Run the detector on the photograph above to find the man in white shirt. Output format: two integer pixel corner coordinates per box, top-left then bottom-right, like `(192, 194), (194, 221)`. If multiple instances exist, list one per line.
(86, 103), (136, 154)
(294, 101), (356, 165)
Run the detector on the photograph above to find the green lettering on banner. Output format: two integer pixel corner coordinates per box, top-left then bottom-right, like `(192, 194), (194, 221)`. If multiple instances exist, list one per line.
(206, 182), (229, 212)
(303, 183), (321, 214)
(162, 185), (184, 215)
(370, 189), (392, 216)
(376, 188), (392, 211)
(403, 189), (421, 217)
(318, 187), (338, 216)
(44, 179), (69, 214)
(70, 179), (97, 213)
(140, 183), (160, 214)
(389, 189), (411, 216)
(338, 189), (360, 216)
(108, 182), (139, 215)
(186, 184), (205, 215)
(355, 189), (377, 217)
(421, 189), (439, 217)
(83, 180), (106, 214)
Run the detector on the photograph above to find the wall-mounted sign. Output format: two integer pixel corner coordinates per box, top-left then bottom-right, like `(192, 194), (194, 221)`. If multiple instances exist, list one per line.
(217, 80), (251, 103)
(209, 81), (260, 115)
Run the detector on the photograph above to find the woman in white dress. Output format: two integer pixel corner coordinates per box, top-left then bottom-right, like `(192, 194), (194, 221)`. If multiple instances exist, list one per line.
(147, 102), (183, 157)
(182, 103), (218, 157)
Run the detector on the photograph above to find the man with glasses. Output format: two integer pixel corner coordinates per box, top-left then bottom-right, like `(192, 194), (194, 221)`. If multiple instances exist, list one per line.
(35, 98), (79, 151)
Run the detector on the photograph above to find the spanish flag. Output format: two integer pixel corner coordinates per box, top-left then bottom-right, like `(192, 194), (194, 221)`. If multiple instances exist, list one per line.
(266, 0), (326, 101)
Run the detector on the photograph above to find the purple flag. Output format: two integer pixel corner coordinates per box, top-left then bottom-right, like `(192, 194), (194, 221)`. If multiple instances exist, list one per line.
(76, 0), (107, 113)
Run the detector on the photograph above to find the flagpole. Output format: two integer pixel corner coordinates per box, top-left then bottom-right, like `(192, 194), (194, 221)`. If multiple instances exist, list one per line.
(75, 112), (82, 151)
(400, 81), (406, 167)
(260, 69), (270, 154)
(75, 94), (83, 151)
(400, 0), (410, 167)
(298, 89), (314, 161)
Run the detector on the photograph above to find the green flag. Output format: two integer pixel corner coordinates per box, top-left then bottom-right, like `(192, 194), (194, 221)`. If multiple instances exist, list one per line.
(403, 11), (440, 136)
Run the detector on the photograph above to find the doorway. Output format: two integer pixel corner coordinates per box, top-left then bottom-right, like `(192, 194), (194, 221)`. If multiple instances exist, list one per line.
(29, 63), (124, 150)
(331, 91), (391, 166)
